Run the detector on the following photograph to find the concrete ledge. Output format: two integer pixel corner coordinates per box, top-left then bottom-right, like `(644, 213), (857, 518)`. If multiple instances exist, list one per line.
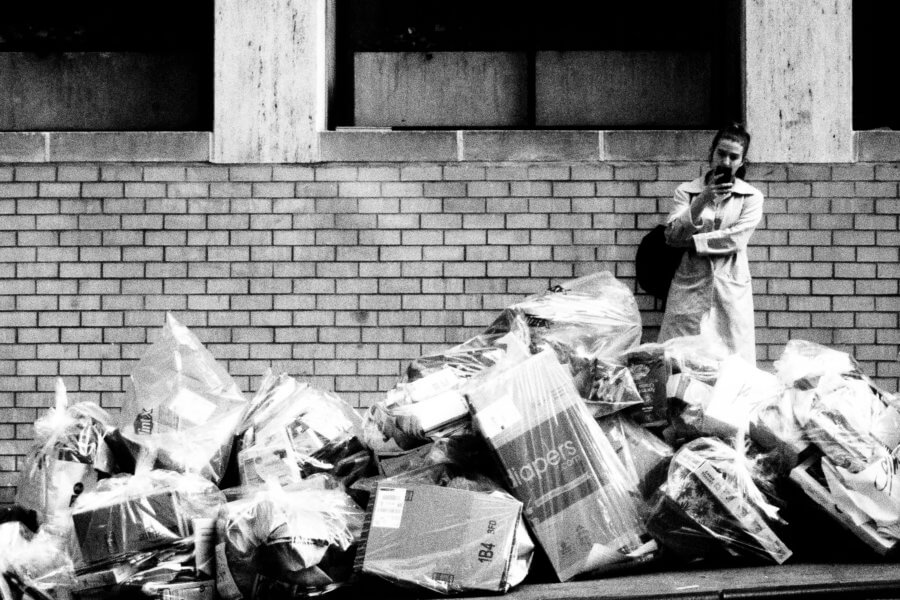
(0, 132), (46, 162)
(463, 131), (599, 161)
(856, 131), (900, 162)
(319, 131), (458, 162)
(1, 130), (883, 164)
(603, 130), (714, 161)
(47, 132), (210, 162)
(319, 130), (713, 163)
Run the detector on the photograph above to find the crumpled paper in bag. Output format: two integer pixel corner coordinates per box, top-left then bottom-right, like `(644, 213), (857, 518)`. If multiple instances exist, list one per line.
(235, 370), (369, 488)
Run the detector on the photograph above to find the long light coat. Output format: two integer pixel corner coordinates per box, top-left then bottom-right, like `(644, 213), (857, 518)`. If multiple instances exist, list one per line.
(657, 177), (764, 365)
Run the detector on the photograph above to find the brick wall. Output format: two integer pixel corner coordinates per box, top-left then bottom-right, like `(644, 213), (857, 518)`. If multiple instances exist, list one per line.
(1, 158), (899, 501)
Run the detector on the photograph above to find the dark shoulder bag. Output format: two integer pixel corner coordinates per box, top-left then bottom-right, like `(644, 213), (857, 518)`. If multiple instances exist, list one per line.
(635, 224), (686, 302)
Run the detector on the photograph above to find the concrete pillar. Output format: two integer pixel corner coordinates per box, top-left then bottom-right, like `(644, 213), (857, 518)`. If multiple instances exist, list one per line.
(213, 0), (332, 163)
(744, 0), (853, 162)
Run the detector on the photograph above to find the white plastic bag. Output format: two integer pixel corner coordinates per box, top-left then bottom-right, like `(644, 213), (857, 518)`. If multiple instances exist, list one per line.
(648, 436), (792, 565)
(0, 521), (74, 597)
(236, 370), (369, 488)
(488, 271), (643, 368)
(15, 378), (111, 528)
(776, 340), (900, 540)
(219, 481), (364, 598)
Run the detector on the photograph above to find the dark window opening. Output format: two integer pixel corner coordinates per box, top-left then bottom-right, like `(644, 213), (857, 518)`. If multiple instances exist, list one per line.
(0, 0), (213, 131)
(853, 1), (900, 130)
(333, 0), (742, 130)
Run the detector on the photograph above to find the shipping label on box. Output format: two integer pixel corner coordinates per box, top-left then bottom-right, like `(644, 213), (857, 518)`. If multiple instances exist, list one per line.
(466, 350), (649, 581)
(359, 483), (522, 594)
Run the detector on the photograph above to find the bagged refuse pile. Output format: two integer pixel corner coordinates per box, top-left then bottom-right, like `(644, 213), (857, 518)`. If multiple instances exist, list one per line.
(777, 340), (900, 464)
(362, 329), (533, 466)
(368, 272), (642, 457)
(408, 271), (641, 391)
(478, 271), (642, 396)
(217, 480), (364, 599)
(465, 346), (655, 581)
(228, 370), (371, 490)
(657, 337), (806, 469)
(15, 378), (113, 531)
(776, 340), (900, 551)
(115, 313), (248, 485)
(646, 436), (792, 566)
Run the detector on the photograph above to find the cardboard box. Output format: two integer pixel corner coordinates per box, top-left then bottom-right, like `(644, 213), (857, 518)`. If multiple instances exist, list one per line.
(790, 455), (897, 556)
(357, 483), (522, 594)
(72, 490), (191, 566)
(465, 350), (651, 581)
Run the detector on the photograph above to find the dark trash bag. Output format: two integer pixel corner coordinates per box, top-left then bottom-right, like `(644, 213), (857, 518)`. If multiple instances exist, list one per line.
(636, 225), (686, 301)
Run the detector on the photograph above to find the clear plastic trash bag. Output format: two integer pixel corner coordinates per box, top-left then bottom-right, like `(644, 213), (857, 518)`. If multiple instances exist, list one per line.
(118, 313), (248, 484)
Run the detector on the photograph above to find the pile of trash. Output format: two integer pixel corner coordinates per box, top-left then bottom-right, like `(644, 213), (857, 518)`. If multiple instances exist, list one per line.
(3, 271), (900, 599)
